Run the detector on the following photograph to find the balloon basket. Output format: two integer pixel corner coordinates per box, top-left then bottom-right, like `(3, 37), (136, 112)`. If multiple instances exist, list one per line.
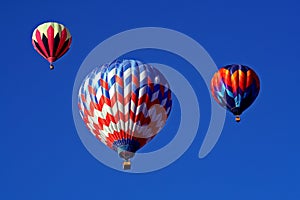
(50, 64), (54, 70)
(235, 115), (241, 122)
(123, 160), (131, 170)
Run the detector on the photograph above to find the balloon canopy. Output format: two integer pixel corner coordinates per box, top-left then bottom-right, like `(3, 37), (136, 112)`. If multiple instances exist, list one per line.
(211, 64), (260, 122)
(32, 22), (72, 70)
(78, 59), (172, 169)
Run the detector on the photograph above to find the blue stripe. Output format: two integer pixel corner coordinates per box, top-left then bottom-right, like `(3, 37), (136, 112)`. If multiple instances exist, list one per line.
(108, 76), (115, 88)
(234, 94), (242, 107)
(116, 84), (123, 96)
(125, 75), (132, 86)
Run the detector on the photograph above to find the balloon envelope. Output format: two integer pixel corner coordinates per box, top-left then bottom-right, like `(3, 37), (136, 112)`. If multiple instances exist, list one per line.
(78, 59), (172, 162)
(32, 22), (72, 68)
(210, 64), (260, 121)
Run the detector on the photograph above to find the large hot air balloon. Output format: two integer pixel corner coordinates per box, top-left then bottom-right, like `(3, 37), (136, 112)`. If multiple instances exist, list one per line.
(32, 22), (72, 70)
(211, 64), (260, 122)
(78, 59), (172, 169)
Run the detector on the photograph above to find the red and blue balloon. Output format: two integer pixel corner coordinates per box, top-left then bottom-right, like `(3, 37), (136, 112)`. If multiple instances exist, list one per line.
(211, 64), (260, 122)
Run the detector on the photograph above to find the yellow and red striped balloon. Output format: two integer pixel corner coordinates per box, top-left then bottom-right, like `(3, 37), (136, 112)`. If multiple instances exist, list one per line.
(32, 22), (72, 70)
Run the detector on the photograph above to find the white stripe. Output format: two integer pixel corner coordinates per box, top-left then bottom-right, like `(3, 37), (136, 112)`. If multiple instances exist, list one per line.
(151, 90), (159, 102)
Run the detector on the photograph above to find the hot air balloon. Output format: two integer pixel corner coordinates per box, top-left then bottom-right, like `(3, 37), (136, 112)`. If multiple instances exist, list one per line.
(32, 22), (72, 70)
(78, 59), (172, 170)
(211, 64), (260, 122)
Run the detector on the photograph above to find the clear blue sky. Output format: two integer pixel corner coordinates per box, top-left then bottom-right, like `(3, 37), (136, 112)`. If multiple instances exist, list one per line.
(1, 0), (299, 199)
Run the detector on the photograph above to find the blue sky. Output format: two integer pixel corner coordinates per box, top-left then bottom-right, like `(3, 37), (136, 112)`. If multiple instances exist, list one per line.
(1, 0), (300, 199)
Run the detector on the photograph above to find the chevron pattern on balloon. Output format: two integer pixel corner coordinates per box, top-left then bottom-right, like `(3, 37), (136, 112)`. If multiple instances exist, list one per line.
(78, 59), (172, 156)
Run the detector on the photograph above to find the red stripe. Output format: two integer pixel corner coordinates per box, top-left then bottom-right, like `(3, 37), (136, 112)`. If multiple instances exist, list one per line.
(55, 28), (67, 57)
(47, 25), (54, 57)
(238, 70), (246, 92)
(231, 71), (239, 93)
(219, 68), (232, 87)
(106, 132), (117, 148)
(88, 85), (96, 96)
(89, 102), (95, 117)
(246, 70), (253, 88)
(246, 69), (260, 89)
(148, 77), (154, 91)
(56, 38), (71, 59)
(132, 75), (139, 87)
(115, 75), (123, 87)
(117, 93), (124, 105)
(81, 94), (86, 102)
(34, 30), (49, 58)
(160, 85), (165, 98)
(211, 73), (218, 91)
(210, 73), (221, 104)
(100, 79), (109, 90)
(78, 103), (83, 111)
(32, 40), (47, 60)
(109, 93), (117, 107)
(124, 93), (131, 105)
